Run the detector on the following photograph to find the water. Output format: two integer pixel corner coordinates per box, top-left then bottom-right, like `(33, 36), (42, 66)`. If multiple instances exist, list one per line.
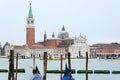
(0, 58), (120, 80)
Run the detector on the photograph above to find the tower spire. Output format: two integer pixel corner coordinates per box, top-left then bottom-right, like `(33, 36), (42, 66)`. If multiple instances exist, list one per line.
(28, 3), (33, 18)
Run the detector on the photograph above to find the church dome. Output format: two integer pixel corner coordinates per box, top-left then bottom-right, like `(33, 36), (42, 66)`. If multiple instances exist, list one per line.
(58, 26), (69, 39)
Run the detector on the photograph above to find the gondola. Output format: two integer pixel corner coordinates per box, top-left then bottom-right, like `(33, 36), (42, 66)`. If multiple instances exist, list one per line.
(30, 66), (43, 80)
(62, 64), (75, 80)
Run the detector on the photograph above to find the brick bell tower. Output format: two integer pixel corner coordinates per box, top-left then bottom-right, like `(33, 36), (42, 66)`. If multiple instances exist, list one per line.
(26, 3), (35, 45)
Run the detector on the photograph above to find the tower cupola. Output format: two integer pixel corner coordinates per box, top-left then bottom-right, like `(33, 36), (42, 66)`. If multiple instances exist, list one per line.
(27, 3), (34, 27)
(58, 25), (69, 39)
(52, 32), (55, 38)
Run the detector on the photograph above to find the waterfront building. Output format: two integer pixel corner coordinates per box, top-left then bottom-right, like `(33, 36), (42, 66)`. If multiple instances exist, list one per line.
(90, 43), (120, 58)
(4, 4), (89, 58)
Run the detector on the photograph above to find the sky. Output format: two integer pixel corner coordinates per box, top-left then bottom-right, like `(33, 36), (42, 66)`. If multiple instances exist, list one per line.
(0, 0), (120, 46)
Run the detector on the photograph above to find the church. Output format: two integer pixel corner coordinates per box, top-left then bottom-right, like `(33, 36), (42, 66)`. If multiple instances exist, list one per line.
(4, 4), (89, 58)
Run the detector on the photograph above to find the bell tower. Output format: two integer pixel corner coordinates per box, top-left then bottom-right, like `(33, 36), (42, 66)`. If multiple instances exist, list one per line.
(26, 3), (35, 45)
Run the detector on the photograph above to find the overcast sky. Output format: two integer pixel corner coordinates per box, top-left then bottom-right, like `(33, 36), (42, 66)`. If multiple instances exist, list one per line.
(0, 0), (120, 46)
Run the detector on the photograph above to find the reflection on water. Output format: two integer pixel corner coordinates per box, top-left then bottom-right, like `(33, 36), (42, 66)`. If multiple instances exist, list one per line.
(0, 58), (120, 80)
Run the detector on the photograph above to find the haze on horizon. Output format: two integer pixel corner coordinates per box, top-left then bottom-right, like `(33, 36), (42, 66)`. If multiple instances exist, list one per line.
(0, 0), (120, 46)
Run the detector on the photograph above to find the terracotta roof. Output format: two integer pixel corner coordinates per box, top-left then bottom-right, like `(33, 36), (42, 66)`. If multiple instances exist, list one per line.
(28, 44), (44, 49)
(96, 53), (120, 55)
(14, 43), (63, 49)
(14, 45), (25, 49)
(91, 43), (120, 48)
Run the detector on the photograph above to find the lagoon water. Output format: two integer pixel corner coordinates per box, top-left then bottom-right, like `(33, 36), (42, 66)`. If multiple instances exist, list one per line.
(0, 58), (120, 80)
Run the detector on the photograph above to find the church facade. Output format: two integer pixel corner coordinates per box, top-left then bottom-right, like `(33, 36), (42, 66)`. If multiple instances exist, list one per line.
(69, 34), (90, 57)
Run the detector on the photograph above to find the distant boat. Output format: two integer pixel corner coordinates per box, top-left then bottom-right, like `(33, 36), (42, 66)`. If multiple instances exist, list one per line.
(30, 66), (43, 80)
(113, 59), (120, 62)
(0, 56), (7, 58)
(40, 57), (66, 60)
(62, 64), (75, 80)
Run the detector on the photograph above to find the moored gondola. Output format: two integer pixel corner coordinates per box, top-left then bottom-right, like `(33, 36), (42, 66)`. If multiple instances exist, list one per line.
(30, 66), (43, 80)
(62, 64), (75, 80)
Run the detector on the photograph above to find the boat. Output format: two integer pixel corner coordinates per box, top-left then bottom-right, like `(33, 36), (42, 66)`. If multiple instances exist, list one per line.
(40, 57), (66, 60)
(113, 59), (120, 62)
(30, 66), (43, 80)
(62, 64), (75, 80)
(0, 56), (8, 58)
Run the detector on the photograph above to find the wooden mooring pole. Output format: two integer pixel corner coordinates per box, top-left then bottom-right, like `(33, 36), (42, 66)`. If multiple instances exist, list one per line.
(8, 50), (14, 80)
(15, 53), (18, 80)
(33, 55), (36, 74)
(60, 54), (63, 80)
(86, 52), (88, 80)
(33, 55), (35, 69)
(68, 52), (71, 80)
(43, 52), (47, 80)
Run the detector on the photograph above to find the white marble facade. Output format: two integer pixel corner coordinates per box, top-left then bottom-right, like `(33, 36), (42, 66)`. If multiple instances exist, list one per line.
(69, 34), (90, 58)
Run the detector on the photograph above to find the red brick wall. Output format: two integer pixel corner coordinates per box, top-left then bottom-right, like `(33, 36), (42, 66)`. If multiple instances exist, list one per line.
(26, 27), (35, 45)
(47, 40), (59, 47)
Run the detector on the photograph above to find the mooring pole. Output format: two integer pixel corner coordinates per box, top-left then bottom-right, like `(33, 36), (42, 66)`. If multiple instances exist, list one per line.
(79, 51), (81, 58)
(33, 55), (35, 69)
(8, 50), (14, 80)
(43, 52), (47, 80)
(32, 55), (36, 74)
(15, 53), (18, 80)
(68, 52), (71, 80)
(60, 54), (63, 80)
(86, 51), (88, 80)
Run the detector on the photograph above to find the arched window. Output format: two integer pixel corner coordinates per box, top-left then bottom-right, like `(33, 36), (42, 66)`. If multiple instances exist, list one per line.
(31, 20), (34, 24)
(27, 21), (29, 24)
